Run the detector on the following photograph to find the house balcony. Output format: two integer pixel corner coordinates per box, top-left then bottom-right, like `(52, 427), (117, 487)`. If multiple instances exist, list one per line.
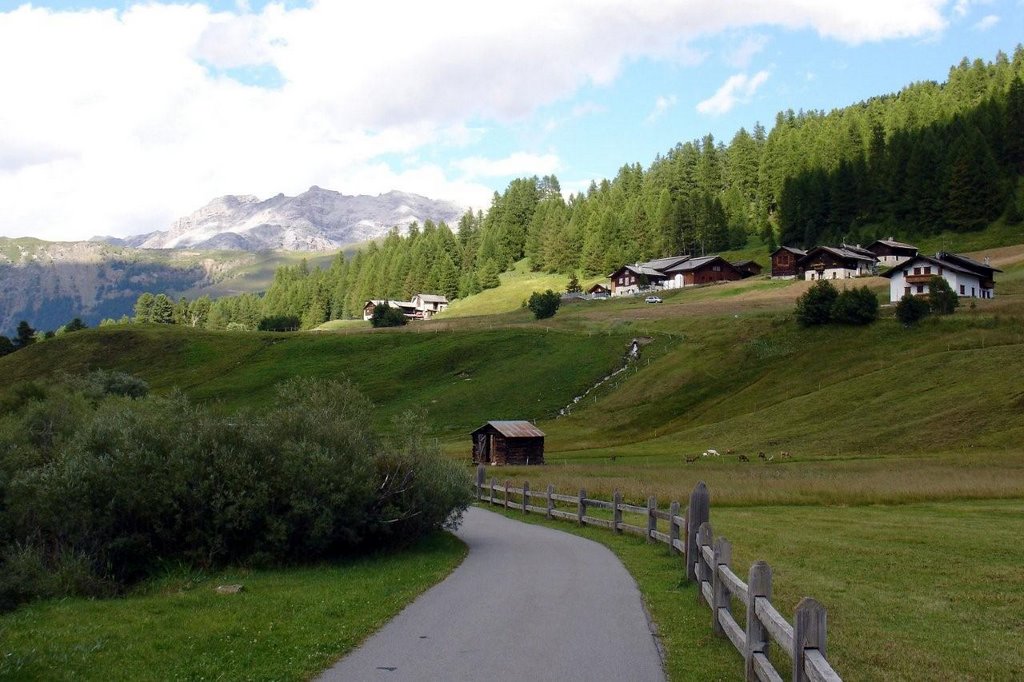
(904, 273), (935, 284)
(980, 279), (995, 289)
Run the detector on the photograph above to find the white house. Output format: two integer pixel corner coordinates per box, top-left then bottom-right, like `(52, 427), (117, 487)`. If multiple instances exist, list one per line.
(880, 252), (1000, 303)
(363, 294), (450, 320)
(411, 293), (449, 318)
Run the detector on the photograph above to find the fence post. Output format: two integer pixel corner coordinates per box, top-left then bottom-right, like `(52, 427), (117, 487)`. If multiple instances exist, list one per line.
(745, 561), (772, 681)
(712, 536), (732, 636)
(546, 484), (554, 519)
(522, 481), (529, 514)
(669, 501), (681, 555)
(613, 490), (623, 533)
(489, 477), (496, 505)
(697, 522), (713, 605)
(686, 481), (710, 582)
(475, 464), (485, 500)
(577, 489), (587, 526)
(793, 598), (827, 682)
(504, 480), (510, 509)
(646, 496), (657, 542)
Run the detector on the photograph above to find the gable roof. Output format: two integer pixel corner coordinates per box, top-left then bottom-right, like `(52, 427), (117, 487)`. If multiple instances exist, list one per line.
(771, 245), (807, 257)
(608, 263), (666, 278)
(801, 245), (876, 264)
(642, 255), (691, 271)
(415, 293), (449, 303)
(664, 255), (733, 273)
(471, 421), (545, 438)
(881, 253), (1002, 279)
(937, 251), (1002, 275)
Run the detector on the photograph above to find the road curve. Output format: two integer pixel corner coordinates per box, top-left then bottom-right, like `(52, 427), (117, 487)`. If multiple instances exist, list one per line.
(318, 506), (665, 682)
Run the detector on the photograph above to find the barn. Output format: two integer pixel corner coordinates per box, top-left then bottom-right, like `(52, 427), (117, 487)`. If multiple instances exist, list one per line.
(471, 421), (545, 466)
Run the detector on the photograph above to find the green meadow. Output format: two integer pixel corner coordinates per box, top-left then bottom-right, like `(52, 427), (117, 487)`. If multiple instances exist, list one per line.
(2, 239), (1023, 680)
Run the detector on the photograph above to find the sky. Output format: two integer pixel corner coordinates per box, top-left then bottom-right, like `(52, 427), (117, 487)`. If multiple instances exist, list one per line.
(0, 0), (1021, 242)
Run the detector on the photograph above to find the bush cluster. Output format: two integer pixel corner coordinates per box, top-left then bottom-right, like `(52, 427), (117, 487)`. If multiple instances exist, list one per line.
(895, 275), (960, 326)
(527, 290), (561, 319)
(370, 303), (408, 328)
(795, 281), (879, 327)
(0, 373), (470, 611)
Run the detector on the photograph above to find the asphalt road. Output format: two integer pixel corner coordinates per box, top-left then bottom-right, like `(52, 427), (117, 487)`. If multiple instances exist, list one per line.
(319, 506), (665, 682)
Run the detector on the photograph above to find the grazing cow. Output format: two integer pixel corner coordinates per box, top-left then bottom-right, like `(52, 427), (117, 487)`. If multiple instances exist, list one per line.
(780, 452), (791, 460)
(725, 448), (734, 455)
(757, 452), (767, 460)
(685, 455), (699, 463)
(738, 454), (749, 462)
(704, 449), (720, 457)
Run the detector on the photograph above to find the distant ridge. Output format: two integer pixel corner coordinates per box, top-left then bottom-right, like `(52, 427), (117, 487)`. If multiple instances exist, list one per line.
(94, 187), (465, 252)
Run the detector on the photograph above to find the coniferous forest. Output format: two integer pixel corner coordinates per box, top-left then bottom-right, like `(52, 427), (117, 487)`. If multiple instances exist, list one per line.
(131, 48), (1024, 330)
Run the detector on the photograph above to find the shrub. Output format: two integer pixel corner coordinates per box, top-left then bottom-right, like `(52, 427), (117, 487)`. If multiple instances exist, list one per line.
(927, 276), (959, 315)
(527, 290), (561, 319)
(566, 274), (581, 294)
(831, 286), (880, 325)
(896, 294), (930, 326)
(370, 303), (408, 328)
(258, 315), (301, 331)
(0, 375), (471, 610)
(794, 280), (838, 326)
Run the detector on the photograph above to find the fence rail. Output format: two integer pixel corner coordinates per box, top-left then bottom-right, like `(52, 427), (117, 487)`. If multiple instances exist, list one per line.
(475, 466), (842, 682)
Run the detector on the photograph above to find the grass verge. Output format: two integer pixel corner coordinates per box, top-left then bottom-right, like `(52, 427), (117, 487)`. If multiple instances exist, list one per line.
(0, 532), (466, 682)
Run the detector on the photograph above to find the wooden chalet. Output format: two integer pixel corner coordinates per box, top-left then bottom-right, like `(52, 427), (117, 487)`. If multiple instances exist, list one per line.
(471, 421), (545, 466)
(731, 260), (763, 278)
(798, 246), (876, 280)
(866, 238), (918, 267)
(587, 283), (611, 296)
(770, 246), (807, 279)
(362, 299), (417, 321)
(608, 263), (668, 296)
(662, 255), (743, 287)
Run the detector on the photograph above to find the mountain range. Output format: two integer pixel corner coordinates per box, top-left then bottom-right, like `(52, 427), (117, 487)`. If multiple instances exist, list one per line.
(1, 187), (466, 335)
(94, 186), (465, 252)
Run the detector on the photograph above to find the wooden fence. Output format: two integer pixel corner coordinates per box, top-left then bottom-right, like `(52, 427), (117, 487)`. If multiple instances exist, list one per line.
(474, 466), (842, 682)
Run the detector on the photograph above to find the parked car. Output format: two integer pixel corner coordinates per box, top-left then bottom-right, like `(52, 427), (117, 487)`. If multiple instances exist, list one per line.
(644, 296), (662, 303)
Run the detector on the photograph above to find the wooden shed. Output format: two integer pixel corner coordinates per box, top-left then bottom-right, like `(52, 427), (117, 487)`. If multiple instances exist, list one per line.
(471, 421), (545, 466)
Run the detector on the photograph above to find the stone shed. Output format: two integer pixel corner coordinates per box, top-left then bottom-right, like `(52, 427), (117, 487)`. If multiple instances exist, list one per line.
(471, 421), (545, 466)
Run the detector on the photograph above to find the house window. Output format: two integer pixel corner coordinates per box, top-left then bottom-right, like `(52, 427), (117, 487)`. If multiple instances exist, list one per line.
(913, 267), (921, 275)
(923, 266), (931, 275)
(960, 284), (965, 295)
(916, 285), (924, 293)
(972, 287), (975, 296)
(904, 286), (911, 297)
(712, 265), (721, 272)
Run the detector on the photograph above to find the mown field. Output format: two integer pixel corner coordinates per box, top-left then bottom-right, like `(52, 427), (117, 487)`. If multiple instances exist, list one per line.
(2, 238), (1023, 680)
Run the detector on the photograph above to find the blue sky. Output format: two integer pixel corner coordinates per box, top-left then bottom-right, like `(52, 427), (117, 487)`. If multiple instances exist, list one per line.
(0, 0), (1021, 240)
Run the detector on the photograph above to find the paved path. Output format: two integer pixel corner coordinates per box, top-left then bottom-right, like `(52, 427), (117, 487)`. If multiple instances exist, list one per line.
(319, 506), (665, 681)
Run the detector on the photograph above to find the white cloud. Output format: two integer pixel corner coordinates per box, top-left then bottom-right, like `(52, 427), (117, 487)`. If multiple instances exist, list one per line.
(697, 71), (770, 115)
(646, 95), (678, 123)
(973, 14), (1000, 29)
(726, 34), (769, 68)
(453, 153), (561, 180)
(0, 1), (950, 240)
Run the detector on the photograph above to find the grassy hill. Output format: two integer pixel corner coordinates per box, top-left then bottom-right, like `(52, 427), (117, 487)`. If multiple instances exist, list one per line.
(3, 235), (1024, 680)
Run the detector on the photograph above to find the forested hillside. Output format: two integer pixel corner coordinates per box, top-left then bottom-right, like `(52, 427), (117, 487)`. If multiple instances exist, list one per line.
(129, 47), (1024, 330)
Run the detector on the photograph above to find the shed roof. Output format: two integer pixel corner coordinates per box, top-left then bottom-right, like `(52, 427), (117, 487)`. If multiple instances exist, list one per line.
(880, 253), (1002, 279)
(664, 255), (729, 273)
(471, 421), (546, 438)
